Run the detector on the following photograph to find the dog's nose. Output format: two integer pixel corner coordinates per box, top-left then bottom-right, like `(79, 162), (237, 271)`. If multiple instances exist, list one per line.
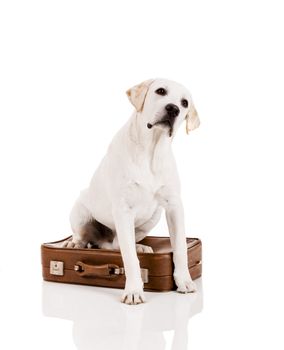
(165, 103), (180, 117)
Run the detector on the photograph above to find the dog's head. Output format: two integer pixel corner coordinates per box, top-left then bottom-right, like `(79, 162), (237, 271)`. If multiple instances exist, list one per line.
(126, 78), (200, 137)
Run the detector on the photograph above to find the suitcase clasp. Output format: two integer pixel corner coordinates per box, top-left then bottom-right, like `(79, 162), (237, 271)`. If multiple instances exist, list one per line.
(140, 268), (149, 284)
(113, 266), (148, 283)
(50, 261), (64, 276)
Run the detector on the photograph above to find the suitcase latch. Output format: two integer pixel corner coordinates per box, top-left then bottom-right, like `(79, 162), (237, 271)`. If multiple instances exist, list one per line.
(140, 268), (149, 284)
(50, 261), (64, 276)
(113, 267), (149, 284)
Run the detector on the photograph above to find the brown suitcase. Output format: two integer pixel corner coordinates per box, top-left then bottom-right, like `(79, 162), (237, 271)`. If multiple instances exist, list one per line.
(41, 235), (202, 292)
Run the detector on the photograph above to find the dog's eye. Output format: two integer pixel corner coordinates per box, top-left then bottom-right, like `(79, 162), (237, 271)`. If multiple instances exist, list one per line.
(155, 88), (167, 96)
(181, 99), (188, 108)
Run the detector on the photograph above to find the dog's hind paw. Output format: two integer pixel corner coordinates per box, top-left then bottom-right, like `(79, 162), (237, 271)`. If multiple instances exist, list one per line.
(61, 238), (87, 249)
(135, 244), (153, 253)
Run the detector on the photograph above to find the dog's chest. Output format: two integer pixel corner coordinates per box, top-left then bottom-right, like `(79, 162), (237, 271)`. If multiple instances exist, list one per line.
(125, 174), (164, 212)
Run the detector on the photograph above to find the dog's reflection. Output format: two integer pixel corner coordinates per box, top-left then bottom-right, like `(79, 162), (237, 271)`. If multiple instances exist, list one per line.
(42, 279), (203, 350)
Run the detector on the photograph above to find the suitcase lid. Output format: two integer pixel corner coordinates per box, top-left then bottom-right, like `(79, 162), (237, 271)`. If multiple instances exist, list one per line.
(42, 235), (201, 254)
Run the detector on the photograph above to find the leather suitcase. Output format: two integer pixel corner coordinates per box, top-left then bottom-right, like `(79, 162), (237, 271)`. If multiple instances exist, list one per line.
(41, 235), (202, 292)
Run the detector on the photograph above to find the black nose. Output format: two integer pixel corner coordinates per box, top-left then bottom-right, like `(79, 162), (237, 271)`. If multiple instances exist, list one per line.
(165, 103), (180, 117)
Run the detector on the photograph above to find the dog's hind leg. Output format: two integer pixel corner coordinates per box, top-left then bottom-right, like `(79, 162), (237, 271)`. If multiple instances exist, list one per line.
(61, 199), (93, 248)
(62, 199), (114, 248)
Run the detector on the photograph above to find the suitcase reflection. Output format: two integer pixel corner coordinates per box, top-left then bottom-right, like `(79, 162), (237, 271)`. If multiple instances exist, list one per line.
(42, 279), (203, 350)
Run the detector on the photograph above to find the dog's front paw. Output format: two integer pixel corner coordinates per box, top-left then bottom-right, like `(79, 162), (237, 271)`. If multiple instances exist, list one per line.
(136, 244), (153, 253)
(174, 272), (196, 293)
(121, 288), (146, 305)
(121, 279), (145, 305)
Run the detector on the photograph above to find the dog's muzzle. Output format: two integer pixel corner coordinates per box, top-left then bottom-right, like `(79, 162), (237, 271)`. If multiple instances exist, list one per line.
(147, 104), (180, 137)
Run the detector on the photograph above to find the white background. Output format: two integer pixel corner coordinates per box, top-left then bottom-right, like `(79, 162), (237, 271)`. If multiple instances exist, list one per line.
(0, 0), (283, 349)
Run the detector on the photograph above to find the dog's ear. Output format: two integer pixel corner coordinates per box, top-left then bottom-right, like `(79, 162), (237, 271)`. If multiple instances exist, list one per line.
(126, 79), (154, 112)
(185, 100), (200, 134)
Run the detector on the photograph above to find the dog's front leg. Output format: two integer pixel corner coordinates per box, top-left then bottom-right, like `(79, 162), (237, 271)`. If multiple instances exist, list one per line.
(112, 206), (145, 305)
(165, 196), (196, 293)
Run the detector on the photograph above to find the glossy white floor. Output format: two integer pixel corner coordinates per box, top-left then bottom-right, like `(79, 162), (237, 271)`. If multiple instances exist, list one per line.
(41, 279), (203, 350)
(1, 230), (283, 350)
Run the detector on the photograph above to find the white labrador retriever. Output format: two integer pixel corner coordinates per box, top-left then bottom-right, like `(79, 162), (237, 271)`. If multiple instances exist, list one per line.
(64, 78), (200, 304)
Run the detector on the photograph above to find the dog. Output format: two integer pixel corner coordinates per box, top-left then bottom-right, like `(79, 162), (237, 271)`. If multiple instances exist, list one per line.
(63, 78), (200, 304)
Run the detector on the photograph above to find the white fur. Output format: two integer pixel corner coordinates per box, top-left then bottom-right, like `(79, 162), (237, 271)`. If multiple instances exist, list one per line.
(67, 78), (200, 304)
